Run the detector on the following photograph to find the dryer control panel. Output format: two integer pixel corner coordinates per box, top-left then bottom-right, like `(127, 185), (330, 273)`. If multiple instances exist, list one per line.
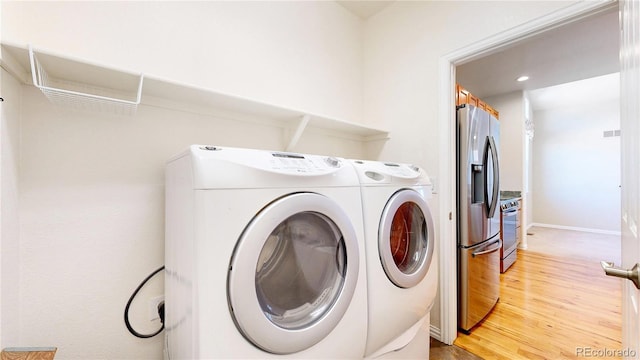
(379, 162), (421, 178)
(350, 159), (431, 188)
(269, 152), (343, 174)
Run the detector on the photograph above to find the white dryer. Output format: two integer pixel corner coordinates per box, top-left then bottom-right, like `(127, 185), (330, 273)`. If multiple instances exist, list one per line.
(165, 145), (368, 359)
(350, 160), (438, 359)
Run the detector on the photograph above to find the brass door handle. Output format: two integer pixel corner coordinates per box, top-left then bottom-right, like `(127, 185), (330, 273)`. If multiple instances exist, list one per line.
(601, 261), (640, 289)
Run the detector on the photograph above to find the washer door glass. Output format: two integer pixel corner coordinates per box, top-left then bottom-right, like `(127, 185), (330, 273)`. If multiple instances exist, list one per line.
(379, 189), (434, 288)
(228, 192), (359, 355)
(255, 212), (345, 330)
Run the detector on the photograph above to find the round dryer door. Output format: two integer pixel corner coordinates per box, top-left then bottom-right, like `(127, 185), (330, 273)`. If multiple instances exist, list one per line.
(379, 189), (434, 288)
(228, 192), (359, 354)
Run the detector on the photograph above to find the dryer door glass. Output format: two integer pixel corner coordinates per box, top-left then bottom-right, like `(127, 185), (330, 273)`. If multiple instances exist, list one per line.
(379, 190), (434, 288)
(389, 202), (427, 273)
(255, 212), (346, 330)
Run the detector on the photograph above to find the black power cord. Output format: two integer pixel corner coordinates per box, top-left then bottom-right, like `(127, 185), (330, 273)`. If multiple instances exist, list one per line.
(124, 266), (165, 338)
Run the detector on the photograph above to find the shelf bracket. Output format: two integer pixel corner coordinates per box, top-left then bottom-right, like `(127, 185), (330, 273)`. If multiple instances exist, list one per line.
(285, 114), (310, 152)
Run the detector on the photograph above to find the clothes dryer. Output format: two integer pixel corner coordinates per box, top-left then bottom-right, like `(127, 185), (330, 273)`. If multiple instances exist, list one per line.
(165, 145), (368, 359)
(350, 160), (438, 359)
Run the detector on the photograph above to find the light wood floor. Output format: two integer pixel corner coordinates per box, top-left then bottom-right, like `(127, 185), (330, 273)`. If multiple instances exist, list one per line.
(452, 248), (622, 359)
(526, 226), (621, 264)
(431, 337), (482, 359)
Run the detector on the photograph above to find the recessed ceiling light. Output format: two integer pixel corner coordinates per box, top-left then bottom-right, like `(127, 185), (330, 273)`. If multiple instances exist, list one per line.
(517, 75), (530, 82)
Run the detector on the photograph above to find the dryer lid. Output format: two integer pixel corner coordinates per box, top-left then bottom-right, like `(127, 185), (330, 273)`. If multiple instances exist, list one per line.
(228, 192), (359, 354)
(379, 189), (435, 288)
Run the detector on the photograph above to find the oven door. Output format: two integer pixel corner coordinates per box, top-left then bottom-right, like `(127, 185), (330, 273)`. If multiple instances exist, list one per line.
(501, 208), (519, 272)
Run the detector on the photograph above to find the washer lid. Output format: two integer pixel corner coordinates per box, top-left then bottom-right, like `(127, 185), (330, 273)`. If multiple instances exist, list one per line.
(379, 189), (434, 288)
(228, 192), (359, 354)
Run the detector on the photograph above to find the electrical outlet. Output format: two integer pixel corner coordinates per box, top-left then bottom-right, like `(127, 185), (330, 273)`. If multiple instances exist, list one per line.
(148, 295), (165, 322)
(430, 176), (438, 194)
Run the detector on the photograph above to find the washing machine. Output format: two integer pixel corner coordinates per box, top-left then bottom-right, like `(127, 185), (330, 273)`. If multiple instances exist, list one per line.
(350, 160), (438, 359)
(164, 145), (368, 359)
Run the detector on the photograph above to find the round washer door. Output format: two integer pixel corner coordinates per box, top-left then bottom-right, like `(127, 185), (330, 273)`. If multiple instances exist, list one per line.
(379, 189), (434, 288)
(228, 192), (359, 354)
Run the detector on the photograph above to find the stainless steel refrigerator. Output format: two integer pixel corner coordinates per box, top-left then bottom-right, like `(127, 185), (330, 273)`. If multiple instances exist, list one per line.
(456, 103), (501, 333)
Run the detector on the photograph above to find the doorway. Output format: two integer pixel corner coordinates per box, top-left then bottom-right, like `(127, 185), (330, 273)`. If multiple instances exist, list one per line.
(437, 0), (621, 345)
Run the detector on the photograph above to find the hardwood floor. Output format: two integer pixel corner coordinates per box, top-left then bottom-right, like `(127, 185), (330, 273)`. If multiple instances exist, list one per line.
(452, 249), (622, 359)
(430, 337), (482, 360)
(526, 226), (621, 264)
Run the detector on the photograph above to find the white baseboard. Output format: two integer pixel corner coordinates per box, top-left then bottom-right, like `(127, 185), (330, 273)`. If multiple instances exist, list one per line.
(529, 222), (621, 236)
(429, 324), (441, 341)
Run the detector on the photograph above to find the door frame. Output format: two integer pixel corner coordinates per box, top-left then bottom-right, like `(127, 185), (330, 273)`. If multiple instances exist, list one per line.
(437, 0), (619, 345)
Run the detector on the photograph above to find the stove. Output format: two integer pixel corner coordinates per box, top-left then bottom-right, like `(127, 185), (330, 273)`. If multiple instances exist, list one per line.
(500, 196), (521, 273)
(500, 198), (519, 212)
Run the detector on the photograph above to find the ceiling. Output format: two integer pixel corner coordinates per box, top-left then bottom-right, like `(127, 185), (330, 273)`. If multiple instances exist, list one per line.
(336, 1), (394, 19)
(336, 1), (620, 110)
(457, 7), (620, 102)
(528, 72), (619, 111)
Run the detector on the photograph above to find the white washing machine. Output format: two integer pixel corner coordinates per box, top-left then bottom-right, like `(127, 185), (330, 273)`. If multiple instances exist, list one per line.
(350, 160), (438, 359)
(165, 145), (368, 359)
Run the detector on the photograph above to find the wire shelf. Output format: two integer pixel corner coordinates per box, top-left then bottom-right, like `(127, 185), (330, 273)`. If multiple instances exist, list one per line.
(29, 46), (144, 116)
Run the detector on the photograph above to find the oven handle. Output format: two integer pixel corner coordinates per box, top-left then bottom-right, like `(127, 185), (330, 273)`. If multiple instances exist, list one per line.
(503, 209), (518, 216)
(472, 238), (502, 257)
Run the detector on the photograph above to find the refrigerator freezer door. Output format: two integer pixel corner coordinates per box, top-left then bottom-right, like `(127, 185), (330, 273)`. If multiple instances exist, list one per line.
(458, 236), (501, 332)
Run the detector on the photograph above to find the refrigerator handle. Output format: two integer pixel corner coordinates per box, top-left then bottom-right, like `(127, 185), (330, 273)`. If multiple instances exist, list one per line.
(486, 136), (500, 218)
(472, 238), (502, 257)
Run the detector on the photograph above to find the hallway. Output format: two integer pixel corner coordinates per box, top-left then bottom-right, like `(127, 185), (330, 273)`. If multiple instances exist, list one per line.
(453, 248), (622, 359)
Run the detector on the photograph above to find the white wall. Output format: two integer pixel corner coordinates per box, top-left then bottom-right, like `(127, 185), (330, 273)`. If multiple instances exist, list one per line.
(362, 0), (578, 334)
(1, 68), (21, 348)
(1, 2), (366, 358)
(525, 92), (535, 228)
(484, 91), (525, 192)
(2, 1), (363, 124)
(532, 97), (621, 232)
